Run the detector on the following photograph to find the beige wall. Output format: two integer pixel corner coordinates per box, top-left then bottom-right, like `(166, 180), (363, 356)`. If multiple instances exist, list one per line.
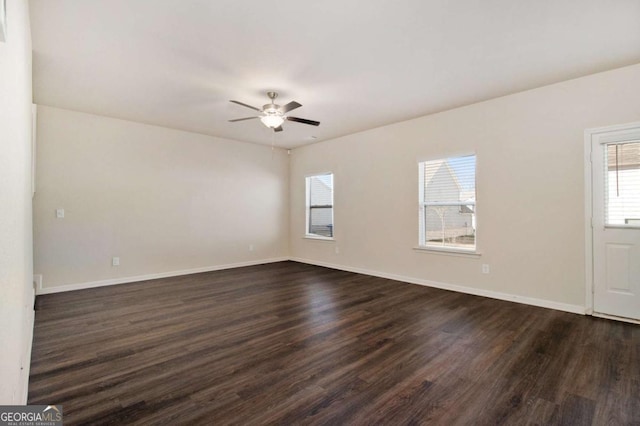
(0, 0), (34, 403)
(34, 106), (289, 289)
(290, 63), (640, 309)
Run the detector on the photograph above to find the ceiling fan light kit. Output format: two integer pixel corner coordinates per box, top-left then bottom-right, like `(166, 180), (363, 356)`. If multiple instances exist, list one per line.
(230, 91), (320, 133)
(260, 115), (285, 129)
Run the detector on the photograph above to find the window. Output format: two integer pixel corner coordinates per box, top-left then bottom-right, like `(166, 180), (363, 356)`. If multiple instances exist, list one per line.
(306, 173), (334, 238)
(605, 141), (640, 227)
(419, 155), (476, 251)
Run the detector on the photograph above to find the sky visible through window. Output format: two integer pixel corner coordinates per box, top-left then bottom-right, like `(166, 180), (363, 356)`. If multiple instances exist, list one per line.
(315, 174), (333, 188)
(447, 155), (476, 191)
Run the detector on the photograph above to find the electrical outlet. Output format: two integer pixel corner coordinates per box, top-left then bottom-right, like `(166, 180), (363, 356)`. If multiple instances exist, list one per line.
(482, 264), (490, 274)
(335, 246), (340, 254)
(112, 257), (120, 267)
(249, 244), (254, 252)
(56, 208), (64, 218)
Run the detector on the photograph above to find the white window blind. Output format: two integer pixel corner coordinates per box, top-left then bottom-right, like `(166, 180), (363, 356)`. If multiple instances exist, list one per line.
(306, 174), (334, 237)
(419, 155), (476, 250)
(605, 141), (640, 226)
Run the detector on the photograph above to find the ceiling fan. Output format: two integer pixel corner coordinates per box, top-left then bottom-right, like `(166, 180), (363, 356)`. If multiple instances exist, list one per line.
(229, 91), (320, 132)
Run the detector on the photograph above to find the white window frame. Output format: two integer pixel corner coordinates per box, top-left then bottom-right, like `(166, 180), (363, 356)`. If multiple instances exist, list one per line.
(417, 154), (478, 255)
(305, 172), (335, 240)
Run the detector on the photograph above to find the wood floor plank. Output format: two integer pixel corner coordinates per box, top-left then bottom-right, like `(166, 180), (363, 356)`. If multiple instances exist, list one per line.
(28, 261), (640, 425)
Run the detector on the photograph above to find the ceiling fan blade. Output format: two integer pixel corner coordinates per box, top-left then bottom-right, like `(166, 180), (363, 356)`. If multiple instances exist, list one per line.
(286, 116), (320, 126)
(280, 101), (302, 113)
(274, 126), (283, 132)
(229, 117), (259, 122)
(230, 100), (262, 112)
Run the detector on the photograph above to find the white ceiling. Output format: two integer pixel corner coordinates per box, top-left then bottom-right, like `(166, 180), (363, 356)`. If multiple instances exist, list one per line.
(30, 0), (640, 149)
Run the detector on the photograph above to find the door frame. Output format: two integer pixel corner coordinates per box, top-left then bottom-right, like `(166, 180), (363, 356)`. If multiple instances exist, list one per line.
(584, 121), (640, 323)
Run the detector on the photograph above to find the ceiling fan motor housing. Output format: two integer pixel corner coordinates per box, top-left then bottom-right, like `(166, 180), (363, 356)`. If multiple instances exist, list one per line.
(263, 104), (282, 115)
(264, 92), (282, 115)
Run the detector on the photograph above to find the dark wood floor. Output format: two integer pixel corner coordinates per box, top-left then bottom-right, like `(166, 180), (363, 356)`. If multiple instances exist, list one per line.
(29, 261), (639, 425)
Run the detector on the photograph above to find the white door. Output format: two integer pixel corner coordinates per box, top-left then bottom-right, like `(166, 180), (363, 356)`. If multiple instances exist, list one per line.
(591, 125), (640, 321)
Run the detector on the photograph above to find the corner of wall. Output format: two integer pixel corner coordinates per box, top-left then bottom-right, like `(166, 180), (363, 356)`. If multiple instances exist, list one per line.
(0, 0), (35, 404)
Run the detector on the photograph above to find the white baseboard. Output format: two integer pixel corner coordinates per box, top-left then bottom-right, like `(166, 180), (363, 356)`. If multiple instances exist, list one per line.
(36, 257), (289, 295)
(35, 255), (587, 315)
(290, 257), (587, 315)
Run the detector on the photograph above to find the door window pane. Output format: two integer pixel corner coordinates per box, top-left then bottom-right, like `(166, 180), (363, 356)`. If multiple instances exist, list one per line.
(605, 142), (640, 226)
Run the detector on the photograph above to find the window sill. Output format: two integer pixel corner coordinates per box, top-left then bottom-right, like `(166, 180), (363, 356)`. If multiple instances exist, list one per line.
(605, 225), (640, 230)
(304, 235), (335, 242)
(413, 246), (481, 258)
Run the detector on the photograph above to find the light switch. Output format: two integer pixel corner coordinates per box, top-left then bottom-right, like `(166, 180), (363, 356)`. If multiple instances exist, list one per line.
(56, 209), (64, 218)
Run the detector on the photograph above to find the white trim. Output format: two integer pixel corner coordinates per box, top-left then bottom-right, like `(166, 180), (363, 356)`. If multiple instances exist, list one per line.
(592, 311), (640, 325)
(15, 283), (35, 403)
(418, 164), (425, 242)
(36, 257), (288, 295)
(417, 154), (478, 252)
(585, 121), (640, 136)
(584, 129), (594, 314)
(304, 235), (335, 242)
(290, 257), (586, 315)
(305, 172), (335, 239)
(31, 104), (37, 197)
(604, 225), (640, 230)
(304, 170), (334, 178)
(35, 255), (587, 323)
(19, 308), (34, 403)
(416, 150), (477, 164)
(413, 246), (481, 257)
(0, 0), (6, 43)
